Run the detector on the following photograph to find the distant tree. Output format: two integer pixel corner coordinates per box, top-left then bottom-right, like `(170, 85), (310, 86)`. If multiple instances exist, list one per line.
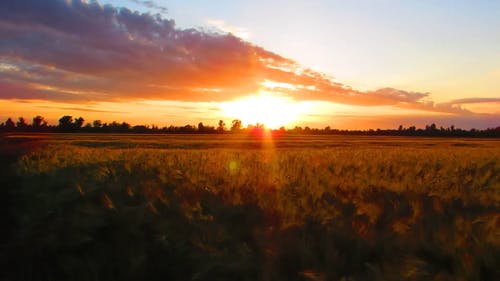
(426, 123), (437, 131)
(204, 125), (216, 133)
(2, 113), (498, 137)
(5, 118), (15, 130)
(198, 122), (205, 132)
(17, 117), (28, 129)
(132, 125), (149, 133)
(255, 123), (265, 129)
(167, 125), (176, 133)
(120, 122), (131, 131)
(32, 115), (47, 129)
(93, 120), (102, 128)
(58, 115), (73, 131)
(74, 117), (85, 129)
(181, 124), (195, 133)
(217, 120), (226, 132)
(109, 121), (120, 130)
(230, 119), (242, 132)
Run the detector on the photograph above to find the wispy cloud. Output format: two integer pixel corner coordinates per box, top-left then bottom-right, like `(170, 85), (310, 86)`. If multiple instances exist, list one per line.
(445, 98), (500, 104)
(206, 19), (251, 40)
(129, 0), (168, 14)
(0, 0), (496, 118)
(37, 105), (128, 114)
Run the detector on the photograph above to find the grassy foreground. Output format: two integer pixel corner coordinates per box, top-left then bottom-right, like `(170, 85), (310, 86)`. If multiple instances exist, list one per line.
(1, 134), (499, 281)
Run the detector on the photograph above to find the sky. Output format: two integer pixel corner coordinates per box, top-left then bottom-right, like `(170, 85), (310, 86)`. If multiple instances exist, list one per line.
(0, 0), (499, 129)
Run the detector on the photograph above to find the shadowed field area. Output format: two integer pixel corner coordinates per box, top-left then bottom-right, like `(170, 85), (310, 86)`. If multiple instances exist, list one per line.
(1, 134), (499, 281)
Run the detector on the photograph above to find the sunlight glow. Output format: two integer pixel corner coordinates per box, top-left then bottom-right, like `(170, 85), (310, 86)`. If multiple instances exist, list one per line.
(219, 92), (308, 129)
(260, 80), (296, 91)
(207, 19), (251, 39)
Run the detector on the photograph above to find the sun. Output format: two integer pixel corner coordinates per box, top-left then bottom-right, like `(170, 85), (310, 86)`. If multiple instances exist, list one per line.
(220, 92), (307, 129)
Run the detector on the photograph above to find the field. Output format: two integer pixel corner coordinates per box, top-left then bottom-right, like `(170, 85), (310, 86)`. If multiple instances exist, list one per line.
(1, 134), (499, 281)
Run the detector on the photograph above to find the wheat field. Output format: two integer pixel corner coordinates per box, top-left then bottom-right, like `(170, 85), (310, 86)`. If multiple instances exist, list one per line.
(2, 134), (499, 281)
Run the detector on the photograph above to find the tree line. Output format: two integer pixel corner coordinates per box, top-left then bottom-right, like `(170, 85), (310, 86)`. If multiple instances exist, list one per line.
(0, 115), (499, 137)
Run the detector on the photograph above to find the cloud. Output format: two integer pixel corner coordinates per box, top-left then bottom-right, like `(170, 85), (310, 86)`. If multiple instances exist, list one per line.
(0, 0), (289, 101)
(408, 98), (500, 115)
(206, 19), (251, 40)
(129, 0), (168, 14)
(37, 105), (128, 114)
(445, 98), (500, 104)
(0, 0), (496, 116)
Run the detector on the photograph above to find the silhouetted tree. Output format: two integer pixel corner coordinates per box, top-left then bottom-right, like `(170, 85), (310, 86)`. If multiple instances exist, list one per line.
(132, 125), (149, 133)
(0, 112), (498, 137)
(217, 120), (226, 132)
(74, 117), (85, 129)
(17, 117), (28, 129)
(5, 118), (15, 130)
(93, 120), (102, 128)
(58, 115), (73, 131)
(32, 115), (47, 128)
(425, 123), (437, 131)
(180, 124), (195, 133)
(120, 122), (131, 132)
(198, 122), (205, 132)
(230, 119), (242, 132)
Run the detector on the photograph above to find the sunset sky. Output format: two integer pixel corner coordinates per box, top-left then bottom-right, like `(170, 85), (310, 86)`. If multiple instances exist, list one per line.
(1, 0), (499, 129)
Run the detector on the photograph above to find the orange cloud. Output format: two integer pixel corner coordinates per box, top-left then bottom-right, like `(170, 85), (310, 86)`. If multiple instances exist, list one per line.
(0, 0), (496, 118)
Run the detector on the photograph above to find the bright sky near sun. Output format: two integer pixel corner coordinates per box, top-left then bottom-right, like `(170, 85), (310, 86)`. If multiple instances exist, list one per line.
(0, 0), (499, 129)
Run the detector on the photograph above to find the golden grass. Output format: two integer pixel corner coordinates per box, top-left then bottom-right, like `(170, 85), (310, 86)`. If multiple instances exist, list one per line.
(5, 134), (500, 281)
